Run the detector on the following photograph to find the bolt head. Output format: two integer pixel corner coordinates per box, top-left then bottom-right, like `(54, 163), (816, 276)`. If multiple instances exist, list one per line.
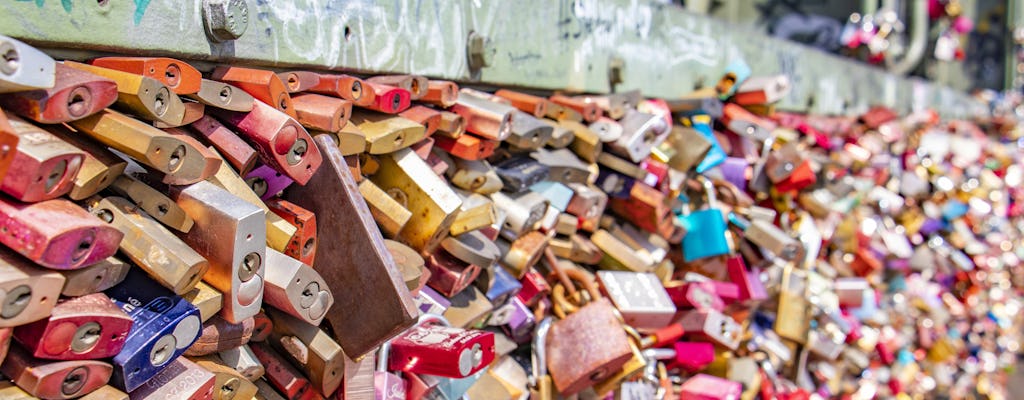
(203, 0), (249, 42)
(467, 32), (493, 70)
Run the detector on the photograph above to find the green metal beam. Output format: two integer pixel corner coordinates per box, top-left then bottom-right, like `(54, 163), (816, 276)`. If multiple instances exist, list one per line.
(0, 0), (986, 119)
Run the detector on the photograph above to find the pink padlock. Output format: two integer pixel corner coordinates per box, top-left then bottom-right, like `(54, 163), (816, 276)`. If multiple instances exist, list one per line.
(678, 374), (742, 400)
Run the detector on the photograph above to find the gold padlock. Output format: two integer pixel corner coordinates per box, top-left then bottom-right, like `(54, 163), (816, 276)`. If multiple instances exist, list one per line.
(370, 147), (463, 252)
(182, 281), (223, 323)
(62, 61), (186, 125)
(45, 125), (127, 201)
(84, 196), (209, 295)
(359, 179), (412, 238)
(108, 175), (195, 233)
(265, 307), (345, 397)
(189, 354), (259, 400)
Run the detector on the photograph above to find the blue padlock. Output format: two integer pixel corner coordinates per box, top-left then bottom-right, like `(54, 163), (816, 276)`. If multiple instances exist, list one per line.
(483, 264), (523, 307)
(678, 176), (730, 262)
(691, 116), (727, 173)
(106, 268), (202, 392)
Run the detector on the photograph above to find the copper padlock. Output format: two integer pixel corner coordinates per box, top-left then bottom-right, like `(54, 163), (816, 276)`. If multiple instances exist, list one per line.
(90, 57), (202, 95)
(2, 342), (112, 399)
(211, 66), (295, 118)
(62, 61), (186, 126)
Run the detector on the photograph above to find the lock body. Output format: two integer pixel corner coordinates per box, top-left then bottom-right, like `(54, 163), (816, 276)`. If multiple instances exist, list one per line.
(0, 196), (122, 270)
(371, 147), (462, 252)
(211, 66), (295, 118)
(245, 164), (294, 200)
(183, 315), (253, 357)
(309, 73), (371, 106)
(90, 57), (202, 95)
(0, 35), (55, 92)
(59, 256), (131, 297)
(128, 357), (216, 400)
(14, 293), (133, 360)
(249, 341), (318, 400)
(171, 181), (265, 324)
(546, 298), (633, 395)
(262, 248), (332, 325)
(1, 343), (112, 399)
(105, 268), (202, 392)
(0, 250), (65, 327)
(265, 307), (345, 397)
(0, 63), (117, 123)
(388, 324), (495, 379)
(266, 199), (318, 267)
(211, 100), (323, 185)
(190, 114), (259, 175)
(62, 61), (186, 126)
(108, 175), (194, 233)
(186, 79), (254, 112)
(3, 113), (84, 202)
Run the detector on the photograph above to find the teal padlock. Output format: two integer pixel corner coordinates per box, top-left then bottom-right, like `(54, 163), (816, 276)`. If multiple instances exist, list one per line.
(678, 176), (730, 262)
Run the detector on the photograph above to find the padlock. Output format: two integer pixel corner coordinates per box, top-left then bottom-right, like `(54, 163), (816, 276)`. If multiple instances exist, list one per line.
(266, 198), (318, 266)
(596, 271), (676, 330)
(201, 153), (296, 254)
(732, 74), (790, 105)
(481, 263), (522, 307)
(264, 308), (344, 397)
(575, 91), (640, 120)
(607, 109), (669, 163)
(41, 126), (125, 201)
(726, 256), (767, 303)
(361, 80), (412, 114)
(592, 229), (654, 273)
(446, 157), (504, 194)
(547, 290), (633, 395)
(499, 231), (549, 278)
(0, 249), (63, 328)
(743, 219), (804, 262)
(69, 109), (218, 185)
(182, 281), (222, 323)
(283, 135), (417, 359)
(367, 74), (428, 101)
(189, 114), (259, 175)
(441, 230), (501, 272)
(107, 175), (194, 233)
(688, 115), (727, 173)
(491, 191), (547, 240)
(527, 317), (556, 400)
(349, 108), (426, 154)
(493, 89), (549, 118)
(385, 239), (427, 295)
(262, 248), (332, 326)
(516, 268), (551, 308)
(219, 344), (264, 382)
(0, 63), (117, 123)
(530, 147), (591, 185)
(309, 72), (371, 106)
(387, 313), (495, 379)
(290, 93), (351, 134)
(564, 119), (602, 163)
(566, 183), (608, 232)
(2, 113), (83, 202)
(433, 132), (498, 160)
(714, 59), (751, 99)
(0, 195), (122, 271)
(451, 89), (514, 141)
(678, 309), (741, 350)
(0, 35), (55, 92)
(170, 181), (264, 323)
(374, 340), (407, 400)
(370, 146), (462, 251)
(1, 342), (111, 399)
(327, 123), (367, 156)
(492, 297), (535, 340)
(550, 94), (601, 122)
(58, 256), (130, 297)
(666, 88), (724, 118)
(774, 266), (810, 344)
(185, 78), (255, 112)
(359, 178), (412, 238)
(276, 71), (320, 94)
(104, 268), (202, 392)
(61, 60), (186, 126)
(678, 177), (730, 262)
(211, 100), (323, 185)
(128, 357), (216, 400)
(435, 110), (466, 139)
(190, 354), (259, 400)
(90, 57), (201, 95)
(414, 286), (452, 316)
(245, 164), (294, 200)
(442, 285), (494, 329)
(211, 66), (295, 118)
(608, 182), (675, 240)
(450, 195), (498, 236)
(13, 293), (132, 360)
(84, 196), (208, 295)
(399, 106), (442, 138)
(678, 373), (743, 400)
(664, 280), (725, 311)
(183, 315), (254, 357)
(494, 156), (550, 194)
(422, 79), (460, 108)
(506, 111), (553, 150)
(465, 358), (521, 399)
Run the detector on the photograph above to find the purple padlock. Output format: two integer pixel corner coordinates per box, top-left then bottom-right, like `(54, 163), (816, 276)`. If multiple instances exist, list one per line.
(244, 164), (295, 200)
(500, 297), (537, 343)
(413, 286), (451, 315)
(720, 156), (750, 190)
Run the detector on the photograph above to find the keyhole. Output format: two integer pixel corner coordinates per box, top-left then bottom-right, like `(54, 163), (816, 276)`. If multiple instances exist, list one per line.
(219, 86), (232, 103)
(300, 281), (319, 308)
(164, 64), (181, 87)
(302, 238), (314, 256)
(393, 134), (404, 147)
(71, 236), (94, 263)
(44, 160), (68, 192)
(61, 367), (88, 396)
(279, 95), (288, 111)
(71, 322), (102, 353)
(156, 203), (169, 216)
(167, 145), (186, 172)
(1, 285), (31, 319)
(66, 87), (91, 117)
(350, 81), (362, 100)
(247, 177), (269, 196)
(410, 79), (421, 95)
(1, 46), (19, 75)
(391, 94), (402, 111)
(286, 138), (307, 166)
(153, 87), (169, 116)
(238, 252), (260, 281)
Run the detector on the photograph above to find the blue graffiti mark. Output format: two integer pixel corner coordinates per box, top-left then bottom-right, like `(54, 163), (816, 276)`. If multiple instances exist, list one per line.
(60, 0), (71, 12)
(133, 0), (151, 25)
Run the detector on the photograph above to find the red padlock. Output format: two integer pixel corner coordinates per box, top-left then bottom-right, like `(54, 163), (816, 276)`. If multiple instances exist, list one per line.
(387, 314), (495, 379)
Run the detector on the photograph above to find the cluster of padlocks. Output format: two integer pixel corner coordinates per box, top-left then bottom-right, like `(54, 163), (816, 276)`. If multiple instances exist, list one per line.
(0, 34), (1018, 399)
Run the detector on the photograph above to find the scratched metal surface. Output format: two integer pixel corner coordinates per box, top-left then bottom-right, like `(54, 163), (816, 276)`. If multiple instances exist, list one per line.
(0, 0), (986, 118)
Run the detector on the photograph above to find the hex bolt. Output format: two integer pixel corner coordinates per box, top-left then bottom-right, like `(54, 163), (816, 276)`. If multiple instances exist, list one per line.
(466, 31), (494, 71)
(203, 0), (249, 43)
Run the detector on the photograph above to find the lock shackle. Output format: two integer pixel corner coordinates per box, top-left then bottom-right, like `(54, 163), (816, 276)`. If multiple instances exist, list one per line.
(550, 268), (602, 319)
(712, 178), (752, 209)
(697, 175), (717, 209)
(531, 317), (553, 380)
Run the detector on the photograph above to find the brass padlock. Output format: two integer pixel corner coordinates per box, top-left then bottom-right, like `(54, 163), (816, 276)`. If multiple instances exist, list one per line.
(84, 196), (208, 295)
(371, 147), (463, 252)
(350, 108), (426, 154)
(182, 281), (223, 323)
(774, 266), (810, 344)
(265, 307), (345, 397)
(185, 79), (255, 112)
(359, 179), (412, 238)
(69, 109), (218, 185)
(58, 256), (130, 297)
(189, 354), (259, 400)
